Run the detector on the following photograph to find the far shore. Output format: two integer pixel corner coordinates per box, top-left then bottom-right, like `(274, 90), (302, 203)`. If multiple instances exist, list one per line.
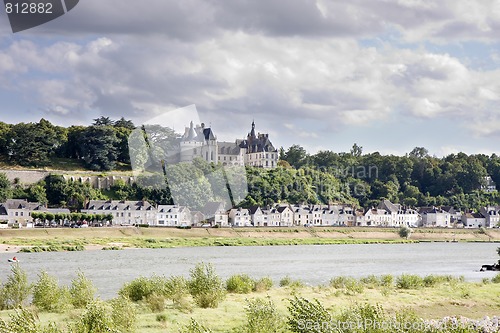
(0, 226), (499, 253)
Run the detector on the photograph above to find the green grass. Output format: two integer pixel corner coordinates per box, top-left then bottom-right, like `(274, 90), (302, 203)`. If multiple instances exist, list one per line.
(1, 276), (499, 333)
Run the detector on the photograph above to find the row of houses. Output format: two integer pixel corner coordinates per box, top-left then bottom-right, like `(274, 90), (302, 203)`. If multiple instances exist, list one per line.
(0, 199), (70, 228)
(1, 198), (499, 229)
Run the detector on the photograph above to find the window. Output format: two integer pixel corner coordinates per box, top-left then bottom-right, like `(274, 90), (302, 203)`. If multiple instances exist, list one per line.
(194, 148), (197, 154)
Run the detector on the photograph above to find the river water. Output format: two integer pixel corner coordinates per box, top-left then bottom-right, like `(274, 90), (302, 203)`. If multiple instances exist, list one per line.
(1, 242), (498, 299)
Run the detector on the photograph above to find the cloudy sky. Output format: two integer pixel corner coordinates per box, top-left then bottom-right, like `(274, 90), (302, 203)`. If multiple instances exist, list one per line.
(1, 0), (500, 156)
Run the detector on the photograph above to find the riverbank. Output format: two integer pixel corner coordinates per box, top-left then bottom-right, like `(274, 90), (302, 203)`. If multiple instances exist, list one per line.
(0, 269), (499, 333)
(0, 227), (499, 252)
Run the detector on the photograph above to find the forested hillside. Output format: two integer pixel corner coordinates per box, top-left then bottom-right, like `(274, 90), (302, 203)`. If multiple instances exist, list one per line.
(1, 118), (500, 211)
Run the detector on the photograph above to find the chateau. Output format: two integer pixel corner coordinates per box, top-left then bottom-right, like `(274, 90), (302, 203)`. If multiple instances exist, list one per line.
(177, 121), (279, 168)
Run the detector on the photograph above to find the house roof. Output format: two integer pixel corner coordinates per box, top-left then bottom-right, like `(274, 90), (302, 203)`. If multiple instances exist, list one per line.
(248, 206), (261, 215)
(202, 201), (227, 216)
(4, 199), (31, 210)
(378, 200), (399, 213)
(0, 205), (7, 216)
(218, 141), (241, 155)
(86, 200), (154, 211)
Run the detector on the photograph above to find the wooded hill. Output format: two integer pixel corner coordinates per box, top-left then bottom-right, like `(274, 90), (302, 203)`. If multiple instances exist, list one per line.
(1, 118), (500, 211)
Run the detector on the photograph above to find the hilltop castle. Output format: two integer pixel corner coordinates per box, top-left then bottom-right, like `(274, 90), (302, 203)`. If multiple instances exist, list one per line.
(176, 121), (278, 168)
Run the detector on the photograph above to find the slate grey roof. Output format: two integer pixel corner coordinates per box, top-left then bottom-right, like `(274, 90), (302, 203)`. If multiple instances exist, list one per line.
(86, 200), (154, 211)
(0, 205), (7, 217)
(202, 201), (227, 216)
(239, 122), (277, 153)
(218, 141), (241, 155)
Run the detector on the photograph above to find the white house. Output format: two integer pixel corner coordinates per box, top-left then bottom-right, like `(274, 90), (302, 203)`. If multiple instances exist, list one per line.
(276, 205), (294, 227)
(419, 207), (451, 227)
(229, 208), (251, 227)
(362, 208), (391, 227)
(82, 200), (156, 226)
(156, 205), (192, 227)
(480, 206), (500, 228)
(201, 202), (229, 227)
(395, 208), (420, 227)
(261, 207), (281, 226)
(249, 206), (264, 226)
(322, 207), (339, 226)
(462, 212), (486, 228)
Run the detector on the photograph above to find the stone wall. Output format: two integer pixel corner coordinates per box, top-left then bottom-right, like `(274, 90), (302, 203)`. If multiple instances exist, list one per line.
(1, 169), (135, 190)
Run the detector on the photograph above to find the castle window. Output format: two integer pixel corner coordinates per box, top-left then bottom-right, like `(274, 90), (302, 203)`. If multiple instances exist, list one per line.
(206, 152), (208, 160)
(211, 152), (214, 160)
(194, 148), (197, 154)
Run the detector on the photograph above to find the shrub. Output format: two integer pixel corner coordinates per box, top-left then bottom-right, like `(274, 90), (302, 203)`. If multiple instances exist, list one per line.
(254, 277), (273, 292)
(156, 313), (167, 323)
(165, 275), (190, 308)
(188, 262), (226, 308)
(279, 276), (292, 287)
(360, 275), (379, 288)
(72, 300), (116, 333)
(287, 297), (334, 333)
(380, 274), (394, 287)
(110, 296), (136, 333)
(119, 275), (168, 302)
(338, 303), (386, 331)
(226, 274), (255, 294)
(329, 276), (363, 295)
(492, 273), (500, 284)
(399, 226), (412, 239)
(69, 271), (96, 308)
(32, 270), (66, 312)
(396, 274), (423, 289)
(1, 264), (32, 309)
(146, 293), (166, 312)
(244, 297), (284, 333)
(180, 318), (213, 333)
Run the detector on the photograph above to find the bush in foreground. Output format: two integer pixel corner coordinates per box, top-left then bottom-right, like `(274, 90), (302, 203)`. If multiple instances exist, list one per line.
(0, 264), (32, 309)
(253, 277), (273, 292)
(69, 271), (97, 308)
(110, 296), (137, 333)
(72, 300), (116, 333)
(119, 275), (167, 302)
(226, 274), (255, 294)
(396, 274), (423, 289)
(287, 297), (334, 333)
(180, 318), (213, 333)
(244, 297), (285, 333)
(32, 270), (69, 312)
(188, 262), (226, 308)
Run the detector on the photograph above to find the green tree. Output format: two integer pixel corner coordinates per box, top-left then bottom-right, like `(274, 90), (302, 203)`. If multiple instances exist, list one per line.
(0, 172), (12, 202)
(79, 126), (119, 171)
(283, 145), (309, 168)
(6, 120), (61, 167)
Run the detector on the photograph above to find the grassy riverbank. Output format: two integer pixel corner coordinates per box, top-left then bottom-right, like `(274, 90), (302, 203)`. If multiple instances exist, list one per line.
(0, 268), (499, 333)
(1, 227), (499, 253)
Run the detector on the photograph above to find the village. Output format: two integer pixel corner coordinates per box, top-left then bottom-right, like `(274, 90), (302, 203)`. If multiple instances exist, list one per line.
(1, 198), (499, 229)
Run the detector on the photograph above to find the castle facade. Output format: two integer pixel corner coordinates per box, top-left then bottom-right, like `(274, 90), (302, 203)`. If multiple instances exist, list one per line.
(177, 121), (279, 168)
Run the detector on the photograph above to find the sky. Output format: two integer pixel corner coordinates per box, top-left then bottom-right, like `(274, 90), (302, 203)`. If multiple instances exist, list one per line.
(1, 0), (500, 156)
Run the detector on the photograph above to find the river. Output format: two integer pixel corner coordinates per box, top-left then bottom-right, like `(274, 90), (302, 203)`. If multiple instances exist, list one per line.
(1, 242), (498, 299)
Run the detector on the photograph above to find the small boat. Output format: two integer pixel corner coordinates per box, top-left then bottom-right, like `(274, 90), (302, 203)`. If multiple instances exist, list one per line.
(7, 258), (19, 263)
(480, 263), (500, 271)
